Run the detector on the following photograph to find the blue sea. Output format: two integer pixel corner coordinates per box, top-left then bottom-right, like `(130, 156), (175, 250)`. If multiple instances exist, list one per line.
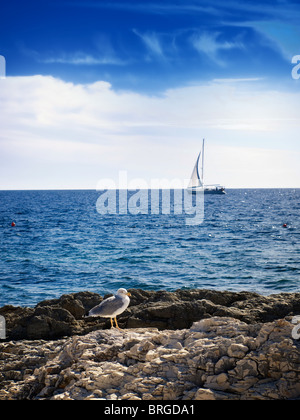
(0, 189), (299, 307)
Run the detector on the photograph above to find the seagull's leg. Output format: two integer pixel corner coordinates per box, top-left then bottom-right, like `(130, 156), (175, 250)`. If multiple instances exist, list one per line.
(114, 317), (122, 330)
(110, 318), (114, 328)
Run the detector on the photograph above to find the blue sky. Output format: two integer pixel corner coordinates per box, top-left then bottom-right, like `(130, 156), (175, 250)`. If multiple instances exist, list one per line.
(1, 0), (300, 188)
(1, 0), (297, 91)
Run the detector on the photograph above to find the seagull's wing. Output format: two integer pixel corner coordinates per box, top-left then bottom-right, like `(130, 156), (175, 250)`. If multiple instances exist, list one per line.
(88, 295), (123, 317)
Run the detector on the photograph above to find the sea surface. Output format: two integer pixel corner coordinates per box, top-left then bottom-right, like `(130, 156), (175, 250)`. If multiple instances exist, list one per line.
(0, 189), (299, 307)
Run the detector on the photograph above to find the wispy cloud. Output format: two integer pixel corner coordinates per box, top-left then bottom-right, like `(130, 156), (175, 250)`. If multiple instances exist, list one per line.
(68, 0), (300, 22)
(191, 32), (244, 65)
(42, 52), (126, 66)
(132, 29), (166, 61)
(21, 42), (128, 67)
(245, 21), (300, 61)
(213, 77), (263, 83)
(68, 1), (220, 16)
(15, 0), (299, 92)
(212, 0), (300, 23)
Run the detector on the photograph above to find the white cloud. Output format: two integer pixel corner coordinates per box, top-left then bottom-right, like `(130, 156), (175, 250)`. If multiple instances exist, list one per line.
(21, 43), (127, 66)
(191, 32), (244, 65)
(42, 53), (126, 66)
(133, 29), (165, 60)
(0, 75), (299, 189)
(203, 144), (300, 189)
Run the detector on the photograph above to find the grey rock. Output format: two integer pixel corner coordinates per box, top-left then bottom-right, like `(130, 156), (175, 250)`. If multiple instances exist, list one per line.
(0, 317), (299, 400)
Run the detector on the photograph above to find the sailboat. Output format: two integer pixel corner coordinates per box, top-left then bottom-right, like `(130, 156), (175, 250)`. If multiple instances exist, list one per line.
(187, 139), (226, 195)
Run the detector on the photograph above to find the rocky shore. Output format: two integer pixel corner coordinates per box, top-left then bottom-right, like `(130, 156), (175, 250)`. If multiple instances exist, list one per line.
(0, 289), (299, 400)
(1, 288), (300, 340)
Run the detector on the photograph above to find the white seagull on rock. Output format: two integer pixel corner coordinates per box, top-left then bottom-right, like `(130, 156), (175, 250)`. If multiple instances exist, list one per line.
(88, 288), (131, 329)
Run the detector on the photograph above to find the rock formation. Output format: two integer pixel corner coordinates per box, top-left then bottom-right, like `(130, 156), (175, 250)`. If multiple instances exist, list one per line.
(0, 317), (299, 400)
(1, 289), (300, 340)
(1, 289), (299, 400)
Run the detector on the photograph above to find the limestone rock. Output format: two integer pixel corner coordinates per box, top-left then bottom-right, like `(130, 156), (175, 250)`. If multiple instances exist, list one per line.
(0, 316), (299, 400)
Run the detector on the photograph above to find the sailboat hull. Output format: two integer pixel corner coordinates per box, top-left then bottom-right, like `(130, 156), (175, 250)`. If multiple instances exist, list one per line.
(204, 185), (226, 194)
(204, 189), (226, 195)
(187, 187), (226, 195)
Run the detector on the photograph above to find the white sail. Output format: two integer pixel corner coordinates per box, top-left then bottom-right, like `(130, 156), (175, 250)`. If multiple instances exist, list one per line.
(188, 151), (203, 188)
(187, 138), (225, 194)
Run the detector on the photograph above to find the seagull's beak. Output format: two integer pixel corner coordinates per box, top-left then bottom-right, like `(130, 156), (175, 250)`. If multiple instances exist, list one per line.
(127, 292), (131, 297)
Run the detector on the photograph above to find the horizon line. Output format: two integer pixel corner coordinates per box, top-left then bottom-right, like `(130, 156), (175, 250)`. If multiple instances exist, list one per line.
(1, 187), (300, 192)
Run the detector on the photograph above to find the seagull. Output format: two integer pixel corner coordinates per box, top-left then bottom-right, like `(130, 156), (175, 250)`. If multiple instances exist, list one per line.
(88, 288), (131, 329)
